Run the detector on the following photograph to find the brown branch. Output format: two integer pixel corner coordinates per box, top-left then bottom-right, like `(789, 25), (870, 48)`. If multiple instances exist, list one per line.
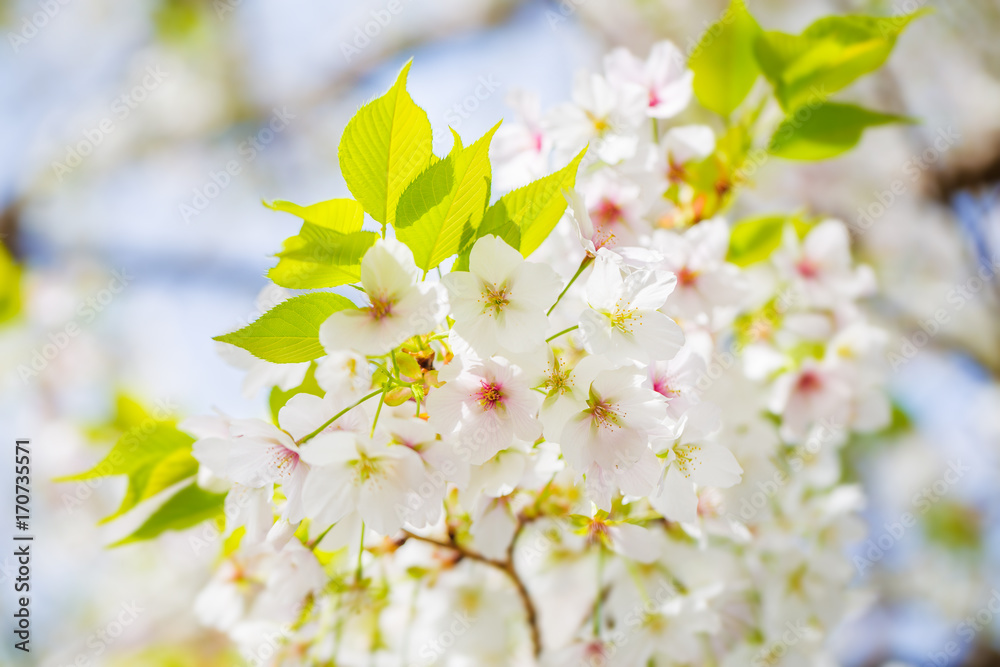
(401, 523), (542, 657)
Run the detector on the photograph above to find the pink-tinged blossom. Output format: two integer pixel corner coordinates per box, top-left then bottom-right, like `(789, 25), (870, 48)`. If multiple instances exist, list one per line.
(427, 357), (542, 465)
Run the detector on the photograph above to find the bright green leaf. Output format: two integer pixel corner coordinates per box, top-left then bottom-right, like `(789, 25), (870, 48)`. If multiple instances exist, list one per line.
(214, 292), (356, 363)
(755, 10), (928, 111)
(110, 482), (227, 547)
(269, 226), (378, 289)
(264, 198), (365, 233)
(100, 448), (198, 524)
(690, 0), (762, 117)
(727, 215), (787, 266)
(478, 148), (587, 258)
(768, 102), (911, 160)
(58, 422), (194, 481)
(339, 60), (434, 228)
(0, 243), (21, 325)
(395, 124), (497, 271)
(269, 362), (325, 424)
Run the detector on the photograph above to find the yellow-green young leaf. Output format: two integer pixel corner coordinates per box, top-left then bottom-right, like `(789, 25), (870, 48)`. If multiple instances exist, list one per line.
(339, 60), (434, 227)
(214, 292), (356, 363)
(395, 124), (497, 271)
(0, 242), (21, 325)
(727, 215), (787, 266)
(689, 0), (762, 117)
(478, 148), (587, 258)
(99, 448), (198, 525)
(268, 361), (325, 424)
(269, 226), (378, 289)
(58, 421), (194, 481)
(264, 198), (365, 233)
(110, 482), (227, 547)
(768, 102), (911, 160)
(755, 10), (928, 112)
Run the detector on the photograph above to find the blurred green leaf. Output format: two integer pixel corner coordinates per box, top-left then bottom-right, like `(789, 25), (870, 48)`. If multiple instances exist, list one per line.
(690, 0), (762, 117)
(768, 102), (912, 160)
(0, 243), (21, 325)
(269, 362), (325, 424)
(755, 10), (928, 111)
(110, 482), (226, 547)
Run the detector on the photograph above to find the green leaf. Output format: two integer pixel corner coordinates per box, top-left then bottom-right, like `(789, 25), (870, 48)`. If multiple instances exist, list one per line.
(57, 414), (200, 524)
(269, 362), (325, 424)
(755, 10), (928, 111)
(0, 243), (21, 325)
(264, 198), (365, 233)
(395, 124), (497, 271)
(689, 0), (762, 117)
(214, 292), (356, 363)
(339, 60), (434, 228)
(269, 226), (378, 289)
(768, 102), (911, 160)
(110, 482), (227, 547)
(58, 422), (194, 481)
(478, 148), (587, 258)
(727, 215), (787, 266)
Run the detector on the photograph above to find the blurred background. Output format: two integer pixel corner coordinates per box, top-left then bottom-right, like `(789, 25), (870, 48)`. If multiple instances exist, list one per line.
(0, 0), (999, 665)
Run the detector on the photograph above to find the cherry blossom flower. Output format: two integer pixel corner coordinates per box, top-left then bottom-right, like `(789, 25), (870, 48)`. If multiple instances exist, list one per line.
(319, 239), (446, 355)
(579, 254), (685, 361)
(651, 403), (743, 523)
(442, 235), (560, 356)
(604, 41), (694, 119)
(427, 357), (542, 465)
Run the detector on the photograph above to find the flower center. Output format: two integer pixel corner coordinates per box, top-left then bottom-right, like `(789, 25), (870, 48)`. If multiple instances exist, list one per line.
(267, 444), (299, 482)
(677, 266), (698, 287)
(587, 397), (622, 430)
(482, 283), (510, 315)
(369, 294), (393, 320)
(592, 198), (624, 227)
(352, 452), (383, 483)
(796, 258), (819, 279)
(608, 307), (635, 334)
(796, 370), (822, 393)
(476, 381), (504, 410)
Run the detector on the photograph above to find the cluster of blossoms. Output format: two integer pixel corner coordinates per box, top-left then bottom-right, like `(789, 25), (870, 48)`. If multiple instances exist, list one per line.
(183, 41), (890, 666)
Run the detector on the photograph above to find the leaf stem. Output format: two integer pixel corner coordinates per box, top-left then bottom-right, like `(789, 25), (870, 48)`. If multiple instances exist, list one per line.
(651, 117), (660, 143)
(355, 522), (366, 582)
(296, 388), (381, 444)
(547, 256), (593, 317)
(545, 325), (579, 343)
